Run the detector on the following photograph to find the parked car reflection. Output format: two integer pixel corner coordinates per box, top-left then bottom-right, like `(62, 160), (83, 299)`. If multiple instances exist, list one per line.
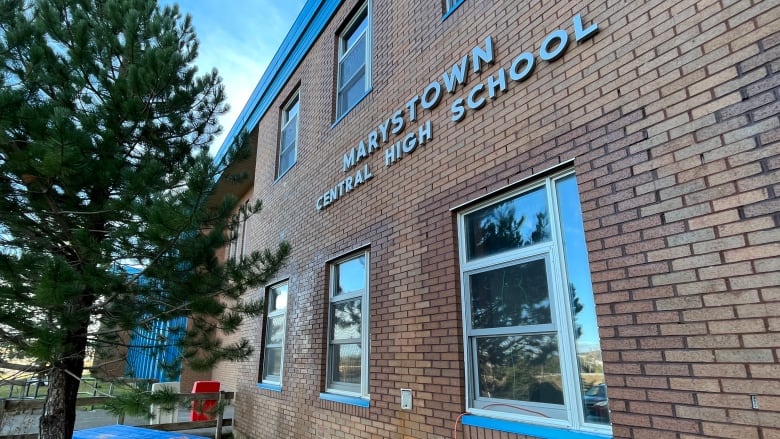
(583, 383), (610, 423)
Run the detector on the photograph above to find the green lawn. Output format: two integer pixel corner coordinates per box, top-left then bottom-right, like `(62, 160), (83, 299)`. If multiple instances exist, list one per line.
(0, 374), (135, 400)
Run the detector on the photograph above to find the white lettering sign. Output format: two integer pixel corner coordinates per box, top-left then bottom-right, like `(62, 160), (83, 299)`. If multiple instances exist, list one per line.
(316, 14), (598, 211)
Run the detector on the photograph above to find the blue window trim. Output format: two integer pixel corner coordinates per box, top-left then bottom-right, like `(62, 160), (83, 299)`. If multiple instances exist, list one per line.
(462, 415), (612, 439)
(442, 0), (465, 21)
(257, 383), (282, 392)
(319, 392), (370, 407)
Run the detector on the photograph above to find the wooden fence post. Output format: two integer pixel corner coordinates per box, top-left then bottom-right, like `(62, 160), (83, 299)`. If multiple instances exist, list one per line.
(215, 391), (224, 439)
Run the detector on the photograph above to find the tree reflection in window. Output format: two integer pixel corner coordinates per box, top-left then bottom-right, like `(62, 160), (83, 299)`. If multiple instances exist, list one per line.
(461, 173), (610, 428)
(466, 188), (569, 407)
(465, 187), (550, 260)
(470, 260), (551, 329)
(477, 335), (563, 404)
(327, 252), (368, 393)
(330, 298), (362, 385)
(331, 299), (361, 339)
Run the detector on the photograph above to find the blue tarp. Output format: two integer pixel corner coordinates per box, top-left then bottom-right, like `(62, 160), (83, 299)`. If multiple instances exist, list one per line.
(73, 425), (203, 439)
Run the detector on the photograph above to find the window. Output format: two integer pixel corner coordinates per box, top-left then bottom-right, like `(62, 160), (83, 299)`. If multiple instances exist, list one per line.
(227, 200), (249, 261)
(443, 0), (464, 17)
(458, 171), (610, 433)
(326, 251), (369, 398)
(262, 282), (288, 386)
(277, 93), (299, 178)
(336, 2), (370, 118)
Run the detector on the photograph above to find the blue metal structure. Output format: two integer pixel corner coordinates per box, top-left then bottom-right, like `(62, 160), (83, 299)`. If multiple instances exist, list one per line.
(122, 266), (186, 383)
(125, 315), (186, 382)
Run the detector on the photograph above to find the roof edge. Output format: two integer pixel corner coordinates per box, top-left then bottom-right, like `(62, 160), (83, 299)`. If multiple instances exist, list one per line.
(213, 0), (342, 164)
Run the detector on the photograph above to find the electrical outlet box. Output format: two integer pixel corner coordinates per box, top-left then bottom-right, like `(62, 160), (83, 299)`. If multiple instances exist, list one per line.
(400, 388), (413, 410)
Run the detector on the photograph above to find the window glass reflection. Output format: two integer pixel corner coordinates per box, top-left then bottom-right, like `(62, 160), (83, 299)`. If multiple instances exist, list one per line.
(267, 315), (285, 344)
(335, 255), (366, 296)
(556, 174), (609, 425)
(331, 298), (361, 340)
(281, 115), (297, 150)
(269, 283), (287, 313)
(344, 13), (367, 51)
(330, 343), (361, 385)
(340, 36), (366, 85)
(470, 259), (551, 329)
(264, 347), (282, 377)
(465, 186), (550, 260)
(476, 335), (562, 404)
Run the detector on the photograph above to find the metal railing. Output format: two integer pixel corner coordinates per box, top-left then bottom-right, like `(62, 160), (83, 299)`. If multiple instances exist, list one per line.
(0, 391), (234, 439)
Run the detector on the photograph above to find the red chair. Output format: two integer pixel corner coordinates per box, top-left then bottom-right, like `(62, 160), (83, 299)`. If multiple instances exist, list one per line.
(190, 381), (220, 421)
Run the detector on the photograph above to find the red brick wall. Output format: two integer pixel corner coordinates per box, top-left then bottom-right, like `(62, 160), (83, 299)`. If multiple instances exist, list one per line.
(224, 0), (780, 437)
(183, 189), (255, 394)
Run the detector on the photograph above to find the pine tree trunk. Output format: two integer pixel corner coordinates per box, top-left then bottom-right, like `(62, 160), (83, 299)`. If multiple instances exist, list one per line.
(39, 335), (88, 439)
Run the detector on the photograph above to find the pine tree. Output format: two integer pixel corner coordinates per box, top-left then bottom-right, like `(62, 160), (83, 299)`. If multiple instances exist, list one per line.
(0, 1), (289, 437)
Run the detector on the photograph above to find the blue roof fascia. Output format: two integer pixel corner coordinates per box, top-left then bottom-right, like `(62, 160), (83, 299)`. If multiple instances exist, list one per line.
(213, 0), (343, 164)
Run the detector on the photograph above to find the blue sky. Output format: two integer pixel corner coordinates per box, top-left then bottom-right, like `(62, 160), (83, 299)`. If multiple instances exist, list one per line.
(162, 0), (308, 154)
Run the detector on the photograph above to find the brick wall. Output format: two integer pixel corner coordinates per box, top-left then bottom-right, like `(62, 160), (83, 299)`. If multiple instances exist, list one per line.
(217, 0), (780, 437)
(208, 189), (256, 393)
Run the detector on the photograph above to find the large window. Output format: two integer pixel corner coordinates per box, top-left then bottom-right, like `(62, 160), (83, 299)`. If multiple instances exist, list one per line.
(336, 2), (370, 118)
(458, 171), (610, 432)
(277, 93), (298, 178)
(262, 282), (288, 386)
(326, 251), (369, 398)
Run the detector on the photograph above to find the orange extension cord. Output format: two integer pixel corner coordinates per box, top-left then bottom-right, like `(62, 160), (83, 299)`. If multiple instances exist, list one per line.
(453, 403), (551, 439)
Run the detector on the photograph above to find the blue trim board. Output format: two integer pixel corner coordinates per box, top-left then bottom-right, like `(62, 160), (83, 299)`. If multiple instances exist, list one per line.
(462, 416), (612, 439)
(214, 0), (342, 164)
(74, 425), (202, 439)
(258, 382), (283, 392)
(319, 392), (370, 407)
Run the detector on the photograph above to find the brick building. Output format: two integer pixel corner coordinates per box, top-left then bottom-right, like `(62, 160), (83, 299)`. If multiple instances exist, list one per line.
(192, 0), (780, 437)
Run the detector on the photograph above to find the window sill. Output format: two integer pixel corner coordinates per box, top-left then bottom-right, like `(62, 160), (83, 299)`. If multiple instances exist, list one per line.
(319, 392), (370, 407)
(462, 415), (611, 439)
(257, 383), (282, 392)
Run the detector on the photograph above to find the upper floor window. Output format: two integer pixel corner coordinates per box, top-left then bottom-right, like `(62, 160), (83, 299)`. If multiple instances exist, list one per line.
(326, 251), (369, 398)
(443, 0), (464, 17)
(262, 281), (288, 386)
(336, 2), (370, 119)
(277, 93), (299, 179)
(458, 170), (611, 433)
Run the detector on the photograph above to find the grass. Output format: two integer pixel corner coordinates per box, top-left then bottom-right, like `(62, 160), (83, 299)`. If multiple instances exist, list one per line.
(0, 373), (140, 401)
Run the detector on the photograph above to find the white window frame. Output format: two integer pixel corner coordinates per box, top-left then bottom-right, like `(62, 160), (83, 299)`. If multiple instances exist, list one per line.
(262, 281), (288, 386)
(277, 93), (299, 179)
(336, 1), (371, 119)
(227, 200), (249, 261)
(325, 250), (370, 398)
(457, 170), (610, 434)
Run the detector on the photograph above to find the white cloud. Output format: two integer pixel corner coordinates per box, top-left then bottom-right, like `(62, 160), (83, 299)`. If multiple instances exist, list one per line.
(162, 0), (307, 155)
